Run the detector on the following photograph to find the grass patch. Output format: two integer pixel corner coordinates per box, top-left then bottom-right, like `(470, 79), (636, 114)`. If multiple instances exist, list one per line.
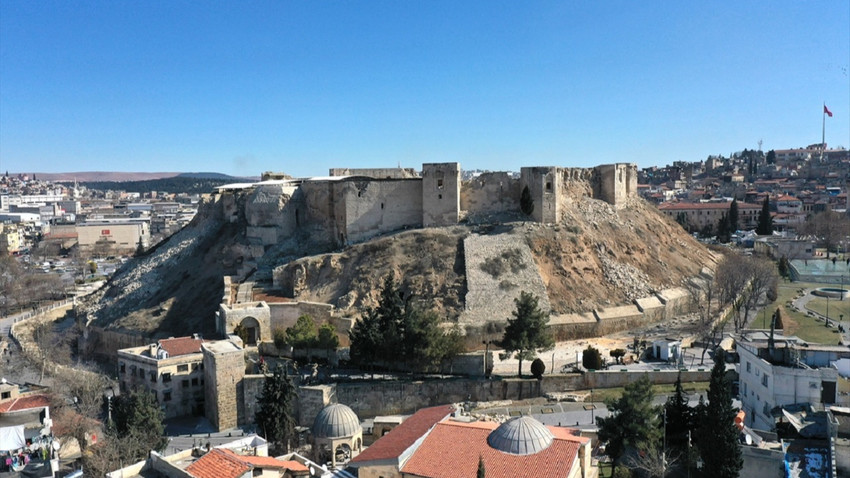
(588, 381), (710, 403)
(806, 297), (850, 323)
(756, 281), (843, 345)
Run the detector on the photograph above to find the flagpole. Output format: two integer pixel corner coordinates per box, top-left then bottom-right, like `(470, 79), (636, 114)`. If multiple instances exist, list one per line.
(821, 102), (826, 162)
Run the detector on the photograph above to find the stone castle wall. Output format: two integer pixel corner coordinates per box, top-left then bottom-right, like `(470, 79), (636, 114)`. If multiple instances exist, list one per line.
(460, 172), (521, 221)
(203, 341), (246, 430)
(422, 162), (461, 227)
(267, 301), (337, 332)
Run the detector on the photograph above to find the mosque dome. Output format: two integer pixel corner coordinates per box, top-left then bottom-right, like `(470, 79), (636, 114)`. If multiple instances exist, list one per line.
(487, 416), (554, 455)
(312, 403), (362, 439)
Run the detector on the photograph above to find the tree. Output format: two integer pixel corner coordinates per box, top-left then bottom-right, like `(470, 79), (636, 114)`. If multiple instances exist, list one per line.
(520, 185), (534, 217)
(610, 349), (626, 364)
(675, 212), (690, 231)
(801, 210), (850, 258)
(664, 373), (692, 451)
(111, 388), (166, 457)
(583, 345), (604, 370)
(32, 320), (62, 383)
(756, 196), (773, 235)
(716, 213), (731, 243)
(499, 291), (554, 377)
(135, 237), (145, 256)
(697, 351), (743, 477)
(728, 199), (739, 233)
(477, 455), (486, 478)
(316, 323), (340, 361)
(286, 315), (318, 360)
(530, 358), (546, 379)
(597, 374), (661, 464)
(766, 149), (776, 164)
(255, 364), (298, 453)
(51, 369), (111, 454)
(778, 255), (789, 279)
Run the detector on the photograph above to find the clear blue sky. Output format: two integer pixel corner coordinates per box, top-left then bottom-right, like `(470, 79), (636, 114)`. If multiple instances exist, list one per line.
(1, 1), (848, 177)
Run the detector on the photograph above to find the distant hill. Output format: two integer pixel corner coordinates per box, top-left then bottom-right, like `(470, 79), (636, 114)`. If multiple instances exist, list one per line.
(78, 176), (253, 195)
(27, 171), (257, 182)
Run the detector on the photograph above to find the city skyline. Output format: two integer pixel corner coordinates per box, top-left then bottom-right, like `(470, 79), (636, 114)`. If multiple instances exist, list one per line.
(1, 1), (848, 177)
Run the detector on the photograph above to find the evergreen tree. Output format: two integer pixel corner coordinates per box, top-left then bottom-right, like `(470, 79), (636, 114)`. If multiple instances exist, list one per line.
(729, 199), (739, 233)
(316, 323), (340, 360)
(716, 213), (731, 243)
(597, 374), (661, 464)
(135, 237), (145, 256)
(477, 455), (486, 478)
(582, 345), (604, 370)
(255, 364), (298, 453)
(348, 307), (382, 374)
(778, 255), (789, 279)
(664, 373), (692, 451)
(111, 388), (167, 453)
(766, 149), (776, 164)
(520, 185), (534, 216)
(697, 350), (743, 477)
(499, 291), (554, 377)
(756, 196), (773, 235)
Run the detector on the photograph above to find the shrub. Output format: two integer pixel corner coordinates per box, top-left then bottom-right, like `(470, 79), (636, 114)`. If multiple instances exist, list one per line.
(530, 358), (546, 379)
(582, 345), (604, 370)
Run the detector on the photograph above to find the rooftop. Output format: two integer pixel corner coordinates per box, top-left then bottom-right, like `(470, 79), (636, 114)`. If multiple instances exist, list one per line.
(158, 336), (204, 357)
(351, 405), (454, 464)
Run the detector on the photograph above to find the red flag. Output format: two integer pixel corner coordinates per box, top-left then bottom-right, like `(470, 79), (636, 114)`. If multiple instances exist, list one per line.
(824, 105), (833, 117)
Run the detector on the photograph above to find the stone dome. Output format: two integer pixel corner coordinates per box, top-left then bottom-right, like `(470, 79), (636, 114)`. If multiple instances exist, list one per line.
(487, 416), (554, 455)
(312, 403), (362, 439)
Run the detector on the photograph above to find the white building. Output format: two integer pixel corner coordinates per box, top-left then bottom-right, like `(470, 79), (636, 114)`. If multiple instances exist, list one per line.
(737, 333), (850, 431)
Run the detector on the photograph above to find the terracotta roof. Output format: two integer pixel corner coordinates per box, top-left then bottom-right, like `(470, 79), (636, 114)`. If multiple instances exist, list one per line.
(186, 448), (304, 478)
(186, 449), (251, 478)
(400, 420), (583, 478)
(351, 405), (454, 464)
(0, 394), (50, 413)
(158, 337), (204, 357)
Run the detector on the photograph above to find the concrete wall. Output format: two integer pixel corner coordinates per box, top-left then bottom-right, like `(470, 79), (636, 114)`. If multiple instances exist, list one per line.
(460, 172), (521, 221)
(422, 163), (460, 227)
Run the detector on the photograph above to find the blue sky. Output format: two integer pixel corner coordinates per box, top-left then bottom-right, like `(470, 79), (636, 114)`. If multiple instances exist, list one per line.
(1, 1), (848, 177)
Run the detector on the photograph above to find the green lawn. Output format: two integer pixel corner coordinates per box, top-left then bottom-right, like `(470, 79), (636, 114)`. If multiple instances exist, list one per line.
(806, 296), (850, 324)
(589, 381), (710, 404)
(756, 281), (844, 345)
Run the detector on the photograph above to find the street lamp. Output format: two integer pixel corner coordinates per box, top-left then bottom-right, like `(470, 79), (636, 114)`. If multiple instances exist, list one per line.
(825, 296), (830, 328)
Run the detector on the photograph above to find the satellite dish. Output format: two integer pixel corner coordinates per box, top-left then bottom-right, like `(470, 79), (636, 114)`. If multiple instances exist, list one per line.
(745, 434), (752, 445)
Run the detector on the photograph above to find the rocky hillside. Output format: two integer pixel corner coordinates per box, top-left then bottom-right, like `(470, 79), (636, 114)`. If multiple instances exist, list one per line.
(78, 194), (715, 341)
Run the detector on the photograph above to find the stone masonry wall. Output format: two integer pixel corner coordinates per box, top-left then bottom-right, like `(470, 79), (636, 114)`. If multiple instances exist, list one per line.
(460, 172), (521, 221)
(338, 179), (423, 245)
(204, 342), (246, 431)
(461, 234), (551, 325)
(422, 162), (460, 227)
(268, 302), (335, 333)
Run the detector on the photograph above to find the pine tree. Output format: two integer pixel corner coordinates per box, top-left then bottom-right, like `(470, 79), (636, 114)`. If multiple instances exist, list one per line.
(664, 372), (692, 451)
(597, 374), (661, 464)
(778, 255), (789, 279)
(729, 199), (739, 233)
(756, 196), (773, 235)
(697, 350), (743, 477)
(499, 291), (554, 377)
(716, 213), (731, 243)
(477, 455), (486, 478)
(520, 185), (534, 216)
(255, 364), (298, 453)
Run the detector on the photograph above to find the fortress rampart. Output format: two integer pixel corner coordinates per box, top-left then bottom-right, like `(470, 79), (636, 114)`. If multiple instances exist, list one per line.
(222, 162), (637, 250)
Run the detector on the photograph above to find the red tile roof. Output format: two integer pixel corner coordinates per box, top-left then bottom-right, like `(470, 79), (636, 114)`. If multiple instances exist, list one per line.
(351, 405), (455, 464)
(186, 448), (305, 478)
(0, 394), (50, 413)
(186, 448), (251, 478)
(657, 202), (760, 211)
(159, 337), (204, 357)
(400, 420), (583, 478)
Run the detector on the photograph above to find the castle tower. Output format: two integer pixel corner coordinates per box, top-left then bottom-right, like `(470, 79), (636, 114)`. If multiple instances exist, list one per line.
(593, 163), (637, 208)
(203, 340), (245, 431)
(421, 162), (460, 227)
(520, 167), (560, 223)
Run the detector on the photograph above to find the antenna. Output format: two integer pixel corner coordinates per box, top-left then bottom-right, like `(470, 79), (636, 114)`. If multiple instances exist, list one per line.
(758, 139), (763, 152)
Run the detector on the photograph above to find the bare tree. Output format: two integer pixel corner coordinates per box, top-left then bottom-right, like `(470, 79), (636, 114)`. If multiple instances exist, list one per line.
(739, 258), (778, 331)
(801, 211), (850, 257)
(715, 254), (778, 332)
(50, 368), (111, 454)
(622, 441), (680, 478)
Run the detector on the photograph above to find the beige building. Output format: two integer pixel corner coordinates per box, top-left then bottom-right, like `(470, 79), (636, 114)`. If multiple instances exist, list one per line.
(0, 224), (23, 254)
(76, 220), (150, 255)
(657, 201), (761, 231)
(118, 336), (209, 419)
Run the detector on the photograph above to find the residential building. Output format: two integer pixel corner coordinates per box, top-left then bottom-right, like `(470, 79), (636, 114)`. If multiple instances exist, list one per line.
(118, 336), (208, 419)
(656, 201), (761, 231)
(737, 332), (850, 431)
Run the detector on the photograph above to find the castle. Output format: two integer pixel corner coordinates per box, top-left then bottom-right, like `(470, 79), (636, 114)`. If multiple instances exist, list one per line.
(217, 162), (638, 250)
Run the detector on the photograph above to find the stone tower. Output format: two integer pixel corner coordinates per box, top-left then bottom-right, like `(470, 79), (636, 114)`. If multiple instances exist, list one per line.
(421, 162), (460, 227)
(203, 340), (245, 431)
(520, 167), (559, 223)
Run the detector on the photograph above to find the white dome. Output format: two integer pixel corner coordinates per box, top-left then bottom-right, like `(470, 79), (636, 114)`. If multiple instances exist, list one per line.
(487, 416), (554, 455)
(312, 404), (362, 439)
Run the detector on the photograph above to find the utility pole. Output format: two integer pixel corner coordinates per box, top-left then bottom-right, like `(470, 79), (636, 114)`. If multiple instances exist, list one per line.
(662, 407), (667, 478)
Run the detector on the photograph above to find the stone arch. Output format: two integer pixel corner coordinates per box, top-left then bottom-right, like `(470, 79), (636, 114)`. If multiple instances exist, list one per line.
(238, 316), (261, 345)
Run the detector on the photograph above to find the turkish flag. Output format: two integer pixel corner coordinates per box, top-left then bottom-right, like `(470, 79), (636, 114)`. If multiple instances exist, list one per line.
(824, 105), (833, 117)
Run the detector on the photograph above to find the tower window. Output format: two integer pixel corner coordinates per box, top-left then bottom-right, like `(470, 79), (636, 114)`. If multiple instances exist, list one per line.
(546, 182), (552, 191)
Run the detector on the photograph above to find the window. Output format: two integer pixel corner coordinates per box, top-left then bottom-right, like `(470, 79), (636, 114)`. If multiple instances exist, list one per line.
(762, 374), (769, 387)
(177, 364), (189, 373)
(746, 361), (751, 373)
(163, 391), (172, 402)
(162, 373), (172, 383)
(119, 362), (125, 373)
(138, 368), (145, 378)
(546, 182), (552, 191)
(182, 380), (189, 389)
(192, 378), (199, 386)
(150, 371), (157, 383)
(253, 469), (262, 477)
(192, 363), (199, 371)
(437, 178), (444, 189)
(742, 382), (747, 396)
(0, 392), (10, 400)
